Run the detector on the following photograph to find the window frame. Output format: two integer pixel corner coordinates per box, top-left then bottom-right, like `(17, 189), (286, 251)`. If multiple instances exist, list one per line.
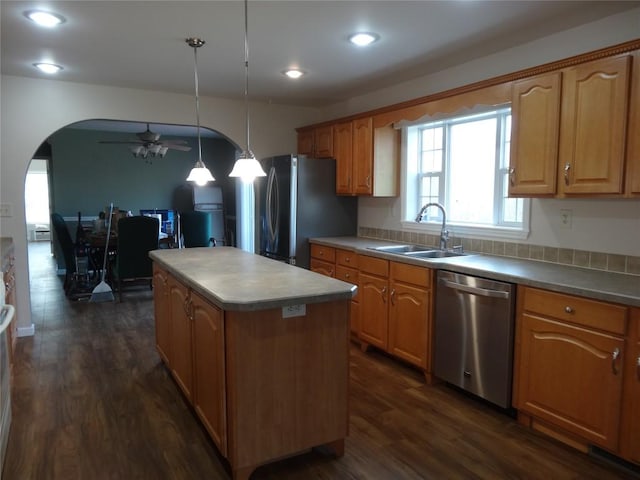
(400, 106), (530, 241)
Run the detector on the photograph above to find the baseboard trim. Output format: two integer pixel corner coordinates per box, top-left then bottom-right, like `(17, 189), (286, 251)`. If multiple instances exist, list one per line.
(17, 324), (35, 337)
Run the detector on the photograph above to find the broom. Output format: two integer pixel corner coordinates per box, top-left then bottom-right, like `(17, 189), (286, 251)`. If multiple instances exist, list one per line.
(90, 203), (115, 302)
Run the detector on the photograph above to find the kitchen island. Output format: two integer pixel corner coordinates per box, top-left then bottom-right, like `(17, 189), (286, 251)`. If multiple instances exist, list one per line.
(149, 247), (356, 480)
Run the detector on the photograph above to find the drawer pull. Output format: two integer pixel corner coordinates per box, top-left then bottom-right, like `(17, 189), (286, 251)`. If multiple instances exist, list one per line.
(344, 273), (350, 279)
(612, 348), (621, 375)
(564, 306), (573, 314)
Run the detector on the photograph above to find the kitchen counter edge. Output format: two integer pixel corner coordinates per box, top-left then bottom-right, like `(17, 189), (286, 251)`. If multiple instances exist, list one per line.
(310, 237), (640, 308)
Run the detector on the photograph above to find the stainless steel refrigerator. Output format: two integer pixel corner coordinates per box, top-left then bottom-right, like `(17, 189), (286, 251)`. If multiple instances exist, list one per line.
(256, 155), (357, 268)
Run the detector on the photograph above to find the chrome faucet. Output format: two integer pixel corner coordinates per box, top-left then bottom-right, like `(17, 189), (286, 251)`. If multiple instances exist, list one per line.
(415, 202), (449, 250)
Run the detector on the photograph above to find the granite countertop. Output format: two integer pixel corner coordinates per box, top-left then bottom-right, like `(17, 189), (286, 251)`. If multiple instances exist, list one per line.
(150, 247), (357, 312)
(310, 236), (640, 308)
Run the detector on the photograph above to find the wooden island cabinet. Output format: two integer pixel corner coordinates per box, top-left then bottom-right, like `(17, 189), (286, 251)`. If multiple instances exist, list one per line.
(150, 248), (354, 480)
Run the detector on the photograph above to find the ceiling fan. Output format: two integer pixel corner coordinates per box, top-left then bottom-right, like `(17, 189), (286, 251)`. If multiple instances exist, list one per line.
(98, 123), (192, 159)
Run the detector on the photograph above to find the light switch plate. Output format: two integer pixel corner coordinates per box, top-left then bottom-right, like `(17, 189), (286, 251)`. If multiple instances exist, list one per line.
(282, 304), (306, 318)
(0, 204), (12, 217)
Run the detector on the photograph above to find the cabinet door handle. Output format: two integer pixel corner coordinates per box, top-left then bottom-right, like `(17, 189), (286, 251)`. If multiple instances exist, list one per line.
(563, 162), (571, 186)
(564, 306), (573, 314)
(390, 289), (396, 305)
(636, 356), (640, 380)
(509, 168), (515, 186)
(366, 175), (371, 187)
(381, 286), (387, 303)
(612, 348), (621, 375)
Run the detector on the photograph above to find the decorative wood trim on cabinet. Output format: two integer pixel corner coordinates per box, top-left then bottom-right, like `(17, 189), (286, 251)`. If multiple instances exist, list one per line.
(509, 72), (561, 196)
(557, 55), (631, 196)
(626, 50), (640, 196)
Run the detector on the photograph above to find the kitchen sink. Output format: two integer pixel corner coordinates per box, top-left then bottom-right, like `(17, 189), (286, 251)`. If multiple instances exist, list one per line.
(368, 244), (431, 254)
(403, 250), (467, 258)
(368, 244), (470, 258)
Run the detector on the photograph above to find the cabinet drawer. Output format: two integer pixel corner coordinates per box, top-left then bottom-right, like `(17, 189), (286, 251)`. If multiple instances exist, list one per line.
(310, 244), (336, 263)
(390, 261), (431, 288)
(335, 265), (358, 284)
(336, 249), (358, 268)
(359, 255), (389, 277)
(310, 258), (335, 277)
(522, 287), (627, 335)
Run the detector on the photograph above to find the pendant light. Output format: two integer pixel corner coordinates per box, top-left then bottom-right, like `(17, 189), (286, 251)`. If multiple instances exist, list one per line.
(229, 0), (266, 182)
(185, 37), (215, 186)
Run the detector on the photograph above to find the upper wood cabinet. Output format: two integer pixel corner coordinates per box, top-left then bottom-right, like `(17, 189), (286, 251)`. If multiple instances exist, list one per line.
(558, 55), (631, 195)
(509, 72), (561, 196)
(626, 50), (640, 196)
(334, 117), (399, 196)
(297, 125), (333, 158)
(333, 121), (353, 194)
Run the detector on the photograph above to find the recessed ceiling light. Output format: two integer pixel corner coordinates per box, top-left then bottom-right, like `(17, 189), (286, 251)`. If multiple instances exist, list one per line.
(349, 32), (379, 47)
(283, 69), (305, 79)
(33, 63), (63, 74)
(24, 10), (66, 27)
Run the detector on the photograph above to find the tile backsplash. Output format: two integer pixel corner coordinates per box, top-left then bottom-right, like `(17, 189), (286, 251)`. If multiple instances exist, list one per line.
(358, 227), (640, 276)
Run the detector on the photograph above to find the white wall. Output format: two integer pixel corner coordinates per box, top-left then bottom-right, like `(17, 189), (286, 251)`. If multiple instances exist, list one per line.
(336, 8), (640, 258)
(0, 76), (321, 334)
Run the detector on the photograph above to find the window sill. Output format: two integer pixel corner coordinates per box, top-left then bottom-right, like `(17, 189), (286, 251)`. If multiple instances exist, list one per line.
(400, 220), (529, 241)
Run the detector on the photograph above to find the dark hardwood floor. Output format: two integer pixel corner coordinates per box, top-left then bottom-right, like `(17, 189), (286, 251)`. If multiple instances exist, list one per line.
(5, 241), (637, 479)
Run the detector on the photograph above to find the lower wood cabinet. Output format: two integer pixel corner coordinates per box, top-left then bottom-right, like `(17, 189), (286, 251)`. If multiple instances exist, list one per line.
(359, 255), (432, 378)
(167, 274), (193, 402)
(514, 287), (629, 454)
(191, 291), (227, 456)
(152, 266), (170, 365)
(620, 308), (640, 463)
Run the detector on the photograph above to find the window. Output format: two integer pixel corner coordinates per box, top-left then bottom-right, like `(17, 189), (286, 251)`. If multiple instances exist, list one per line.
(403, 107), (529, 239)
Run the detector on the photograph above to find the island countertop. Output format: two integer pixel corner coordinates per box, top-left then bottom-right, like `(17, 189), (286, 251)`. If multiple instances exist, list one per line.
(149, 247), (357, 311)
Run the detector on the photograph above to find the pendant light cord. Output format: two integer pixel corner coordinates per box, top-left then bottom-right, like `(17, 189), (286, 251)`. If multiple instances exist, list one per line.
(244, 0), (251, 156)
(193, 42), (203, 165)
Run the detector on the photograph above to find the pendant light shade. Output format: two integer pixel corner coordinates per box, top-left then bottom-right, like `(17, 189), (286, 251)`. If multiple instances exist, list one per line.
(186, 37), (215, 185)
(229, 0), (266, 182)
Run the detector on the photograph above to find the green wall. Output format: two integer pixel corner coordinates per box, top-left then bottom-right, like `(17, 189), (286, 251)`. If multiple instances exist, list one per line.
(49, 127), (238, 220)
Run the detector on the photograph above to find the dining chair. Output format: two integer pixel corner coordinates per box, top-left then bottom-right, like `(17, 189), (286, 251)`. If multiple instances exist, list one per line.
(50, 213), (78, 294)
(180, 211), (216, 248)
(112, 215), (159, 301)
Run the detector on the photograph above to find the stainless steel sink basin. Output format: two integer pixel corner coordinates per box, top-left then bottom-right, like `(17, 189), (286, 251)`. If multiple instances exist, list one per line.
(368, 244), (431, 254)
(403, 250), (467, 258)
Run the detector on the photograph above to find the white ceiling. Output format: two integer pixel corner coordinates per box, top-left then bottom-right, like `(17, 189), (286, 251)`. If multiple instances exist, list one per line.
(2, 0), (638, 136)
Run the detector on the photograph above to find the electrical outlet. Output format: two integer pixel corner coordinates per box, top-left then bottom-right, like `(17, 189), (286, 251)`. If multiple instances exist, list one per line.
(282, 304), (306, 318)
(0, 203), (12, 217)
(560, 209), (572, 229)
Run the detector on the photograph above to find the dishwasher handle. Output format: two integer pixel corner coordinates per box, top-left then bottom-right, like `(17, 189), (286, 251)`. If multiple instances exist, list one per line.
(439, 278), (510, 299)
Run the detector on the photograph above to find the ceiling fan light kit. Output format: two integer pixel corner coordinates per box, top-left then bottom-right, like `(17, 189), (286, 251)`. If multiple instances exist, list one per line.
(98, 123), (191, 158)
(185, 37), (216, 185)
(229, 0), (266, 182)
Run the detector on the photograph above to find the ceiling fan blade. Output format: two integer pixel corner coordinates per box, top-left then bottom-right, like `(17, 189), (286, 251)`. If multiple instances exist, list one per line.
(159, 139), (189, 145)
(98, 140), (144, 145)
(167, 144), (192, 152)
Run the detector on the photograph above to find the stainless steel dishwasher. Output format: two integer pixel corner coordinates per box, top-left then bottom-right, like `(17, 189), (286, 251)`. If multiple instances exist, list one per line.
(434, 270), (516, 408)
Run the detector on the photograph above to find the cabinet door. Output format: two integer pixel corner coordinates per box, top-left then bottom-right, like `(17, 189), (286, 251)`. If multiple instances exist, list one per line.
(559, 55), (630, 195)
(191, 292), (227, 456)
(620, 309), (640, 463)
(353, 117), (373, 195)
(626, 50), (640, 196)
(152, 266), (171, 365)
(509, 72), (560, 196)
(168, 276), (193, 401)
(315, 125), (334, 158)
(359, 272), (388, 349)
(297, 130), (314, 156)
(334, 121), (353, 194)
(388, 281), (429, 369)
(516, 314), (624, 451)
(310, 258), (334, 277)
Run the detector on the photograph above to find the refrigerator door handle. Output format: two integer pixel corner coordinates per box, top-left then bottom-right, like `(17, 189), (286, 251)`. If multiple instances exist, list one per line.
(266, 166), (279, 242)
